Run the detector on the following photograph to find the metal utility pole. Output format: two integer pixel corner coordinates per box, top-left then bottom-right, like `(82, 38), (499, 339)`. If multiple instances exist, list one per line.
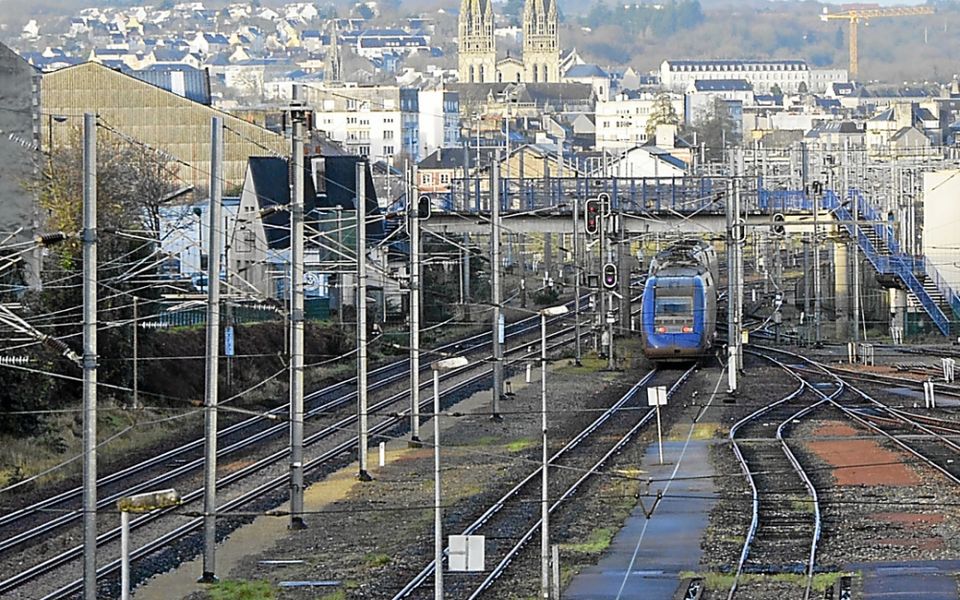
(491, 155), (504, 422)
(462, 233), (471, 320)
(735, 152), (745, 371)
(540, 313), (550, 599)
(199, 116), (223, 583)
(288, 85), (307, 529)
(852, 183), (861, 342)
(132, 297), (138, 410)
(409, 167), (422, 445)
(726, 173), (738, 393)
(605, 209), (615, 371)
(572, 197), (581, 365)
(81, 112), (98, 600)
(803, 235), (812, 346)
(813, 177), (822, 346)
(618, 212), (630, 332)
(336, 206), (345, 323)
(356, 161), (372, 481)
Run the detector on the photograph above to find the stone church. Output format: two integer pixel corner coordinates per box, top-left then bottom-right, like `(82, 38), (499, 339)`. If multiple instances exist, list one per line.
(458, 0), (560, 84)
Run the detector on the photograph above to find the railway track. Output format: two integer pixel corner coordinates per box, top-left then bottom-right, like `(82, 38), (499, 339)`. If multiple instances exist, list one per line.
(392, 365), (697, 600)
(754, 345), (960, 487)
(1, 312), (590, 599)
(0, 310), (562, 547)
(726, 354), (836, 600)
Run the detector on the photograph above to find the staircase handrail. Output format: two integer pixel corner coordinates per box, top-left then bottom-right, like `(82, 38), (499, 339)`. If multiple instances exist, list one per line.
(924, 255), (960, 321)
(825, 191), (950, 336)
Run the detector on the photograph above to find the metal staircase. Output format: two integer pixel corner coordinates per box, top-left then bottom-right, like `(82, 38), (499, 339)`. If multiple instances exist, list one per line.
(824, 190), (958, 338)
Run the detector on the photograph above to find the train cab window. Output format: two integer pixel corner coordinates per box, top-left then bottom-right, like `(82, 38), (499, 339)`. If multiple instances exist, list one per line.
(654, 295), (694, 333)
(655, 295), (692, 316)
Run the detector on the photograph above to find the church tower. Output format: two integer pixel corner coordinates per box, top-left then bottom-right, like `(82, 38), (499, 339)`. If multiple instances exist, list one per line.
(458, 0), (496, 83)
(522, 0), (559, 83)
(325, 20), (342, 83)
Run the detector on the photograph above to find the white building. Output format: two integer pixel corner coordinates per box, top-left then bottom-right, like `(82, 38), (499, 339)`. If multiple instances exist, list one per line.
(685, 79), (755, 125)
(660, 59), (810, 94)
(809, 68), (848, 94)
(417, 88), (460, 159)
(309, 84), (420, 161)
(562, 64), (611, 101)
(594, 91), (684, 150)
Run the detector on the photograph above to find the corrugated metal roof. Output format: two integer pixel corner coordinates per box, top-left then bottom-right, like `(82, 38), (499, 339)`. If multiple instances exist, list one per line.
(124, 64), (211, 105)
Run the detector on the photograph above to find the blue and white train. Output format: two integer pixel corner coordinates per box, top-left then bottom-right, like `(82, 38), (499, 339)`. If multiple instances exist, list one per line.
(639, 240), (718, 362)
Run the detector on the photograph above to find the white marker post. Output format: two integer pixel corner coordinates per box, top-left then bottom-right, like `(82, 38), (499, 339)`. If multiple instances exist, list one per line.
(647, 386), (667, 464)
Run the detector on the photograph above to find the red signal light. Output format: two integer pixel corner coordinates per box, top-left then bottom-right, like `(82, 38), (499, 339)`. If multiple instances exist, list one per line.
(584, 199), (599, 235)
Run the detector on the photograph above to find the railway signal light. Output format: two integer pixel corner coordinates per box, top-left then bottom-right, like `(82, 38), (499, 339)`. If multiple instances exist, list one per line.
(584, 199), (599, 235)
(417, 195), (431, 220)
(602, 263), (618, 289)
(598, 192), (611, 217)
(771, 213), (785, 237)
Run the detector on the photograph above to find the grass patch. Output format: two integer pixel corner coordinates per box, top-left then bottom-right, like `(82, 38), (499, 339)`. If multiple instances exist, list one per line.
(717, 534), (746, 545)
(558, 352), (607, 374)
(318, 591), (346, 600)
(789, 497), (816, 514)
(670, 422), (720, 441)
(561, 527), (614, 555)
(472, 435), (500, 447)
(677, 571), (852, 593)
(809, 572), (851, 592)
(505, 438), (537, 452)
(208, 580), (275, 600)
(364, 552), (392, 568)
(0, 408), (193, 489)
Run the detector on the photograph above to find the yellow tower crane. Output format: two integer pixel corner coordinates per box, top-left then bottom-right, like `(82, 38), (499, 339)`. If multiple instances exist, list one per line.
(820, 5), (935, 82)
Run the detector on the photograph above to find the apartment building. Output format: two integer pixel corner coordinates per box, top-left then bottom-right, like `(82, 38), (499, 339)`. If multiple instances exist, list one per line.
(308, 83), (420, 160)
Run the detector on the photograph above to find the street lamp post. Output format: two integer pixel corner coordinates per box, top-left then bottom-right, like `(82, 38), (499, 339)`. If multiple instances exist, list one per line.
(539, 304), (568, 599)
(118, 489), (180, 600)
(431, 356), (469, 600)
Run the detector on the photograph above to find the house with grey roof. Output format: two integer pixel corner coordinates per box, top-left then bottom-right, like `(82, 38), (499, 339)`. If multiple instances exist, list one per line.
(562, 63), (611, 101)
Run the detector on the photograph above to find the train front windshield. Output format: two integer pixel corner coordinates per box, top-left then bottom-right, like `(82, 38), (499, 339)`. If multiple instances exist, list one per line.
(654, 292), (694, 333)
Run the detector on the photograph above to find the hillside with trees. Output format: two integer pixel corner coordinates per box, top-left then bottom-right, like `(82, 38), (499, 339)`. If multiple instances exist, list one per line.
(564, 0), (957, 85)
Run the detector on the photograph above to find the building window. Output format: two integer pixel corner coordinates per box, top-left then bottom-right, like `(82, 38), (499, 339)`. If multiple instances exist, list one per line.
(358, 145), (370, 156)
(440, 173), (450, 184)
(347, 116), (357, 124)
(422, 172), (433, 184)
(240, 230), (255, 252)
(384, 130), (394, 139)
(384, 145), (394, 155)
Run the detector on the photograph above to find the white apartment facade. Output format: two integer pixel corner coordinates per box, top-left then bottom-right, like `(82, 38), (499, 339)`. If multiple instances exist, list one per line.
(661, 59), (810, 94)
(594, 92), (685, 150)
(309, 84), (419, 160)
(417, 88), (460, 158)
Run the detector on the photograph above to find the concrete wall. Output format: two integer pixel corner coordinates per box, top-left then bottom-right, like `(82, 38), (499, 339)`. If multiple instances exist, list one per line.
(923, 170), (960, 293)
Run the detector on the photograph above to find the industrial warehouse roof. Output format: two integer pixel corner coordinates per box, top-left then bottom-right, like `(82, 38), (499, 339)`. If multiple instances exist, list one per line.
(123, 64), (211, 105)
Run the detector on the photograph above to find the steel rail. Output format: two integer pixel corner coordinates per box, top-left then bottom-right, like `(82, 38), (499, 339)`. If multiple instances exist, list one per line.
(389, 367), (661, 600)
(24, 327), (588, 600)
(753, 345), (960, 483)
(725, 379), (806, 600)
(464, 364), (697, 600)
(0, 305), (570, 555)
